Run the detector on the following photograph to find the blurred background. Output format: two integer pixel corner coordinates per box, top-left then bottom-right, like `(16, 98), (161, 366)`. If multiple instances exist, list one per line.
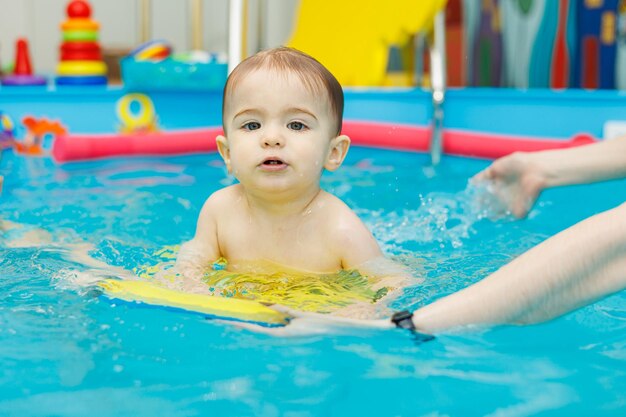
(1, 0), (626, 89)
(0, 0), (297, 83)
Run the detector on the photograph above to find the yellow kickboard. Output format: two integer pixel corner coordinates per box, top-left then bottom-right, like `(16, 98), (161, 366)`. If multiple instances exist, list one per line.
(98, 279), (290, 326)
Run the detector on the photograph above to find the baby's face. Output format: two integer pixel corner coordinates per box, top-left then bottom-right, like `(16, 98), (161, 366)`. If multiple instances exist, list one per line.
(219, 68), (340, 196)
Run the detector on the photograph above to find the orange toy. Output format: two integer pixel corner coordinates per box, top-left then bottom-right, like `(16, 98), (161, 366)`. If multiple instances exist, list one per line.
(15, 116), (67, 156)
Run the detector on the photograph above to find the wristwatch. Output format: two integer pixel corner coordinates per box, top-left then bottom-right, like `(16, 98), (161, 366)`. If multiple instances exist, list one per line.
(391, 310), (436, 344)
(391, 310), (416, 330)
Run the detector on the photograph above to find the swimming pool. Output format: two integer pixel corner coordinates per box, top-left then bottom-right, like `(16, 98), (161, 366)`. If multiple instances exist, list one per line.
(1, 88), (626, 416)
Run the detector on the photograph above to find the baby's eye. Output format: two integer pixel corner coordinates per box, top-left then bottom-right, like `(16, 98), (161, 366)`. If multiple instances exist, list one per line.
(243, 121), (261, 131)
(287, 121), (307, 131)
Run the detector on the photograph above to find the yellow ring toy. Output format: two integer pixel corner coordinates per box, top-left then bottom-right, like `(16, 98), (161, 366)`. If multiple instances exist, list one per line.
(116, 93), (157, 132)
(61, 18), (99, 31)
(57, 60), (107, 76)
(99, 279), (291, 326)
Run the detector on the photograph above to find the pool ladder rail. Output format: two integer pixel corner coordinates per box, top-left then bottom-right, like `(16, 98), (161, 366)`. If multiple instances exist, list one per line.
(429, 11), (446, 166)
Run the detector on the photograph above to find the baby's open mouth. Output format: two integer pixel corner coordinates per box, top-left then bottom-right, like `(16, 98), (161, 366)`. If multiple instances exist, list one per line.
(261, 157), (286, 167)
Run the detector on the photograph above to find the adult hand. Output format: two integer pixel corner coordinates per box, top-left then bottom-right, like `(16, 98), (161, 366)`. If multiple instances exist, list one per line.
(473, 152), (546, 218)
(230, 303), (393, 337)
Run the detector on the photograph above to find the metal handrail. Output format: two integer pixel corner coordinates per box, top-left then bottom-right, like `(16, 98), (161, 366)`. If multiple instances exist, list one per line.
(429, 11), (447, 166)
(228, 0), (245, 74)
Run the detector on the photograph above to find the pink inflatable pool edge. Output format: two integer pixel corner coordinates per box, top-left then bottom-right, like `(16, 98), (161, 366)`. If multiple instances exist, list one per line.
(51, 127), (222, 163)
(50, 121), (597, 163)
(342, 121), (597, 159)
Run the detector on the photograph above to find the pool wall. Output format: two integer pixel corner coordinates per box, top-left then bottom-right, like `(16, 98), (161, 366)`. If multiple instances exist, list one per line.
(1, 87), (626, 139)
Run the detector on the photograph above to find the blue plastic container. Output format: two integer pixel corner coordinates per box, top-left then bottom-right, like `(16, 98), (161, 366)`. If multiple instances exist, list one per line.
(121, 57), (227, 92)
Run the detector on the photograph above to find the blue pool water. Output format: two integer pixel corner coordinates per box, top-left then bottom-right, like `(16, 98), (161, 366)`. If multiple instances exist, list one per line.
(1, 144), (626, 416)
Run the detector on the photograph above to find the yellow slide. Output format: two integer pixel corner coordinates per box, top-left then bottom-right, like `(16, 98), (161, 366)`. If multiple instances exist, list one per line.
(287, 0), (447, 86)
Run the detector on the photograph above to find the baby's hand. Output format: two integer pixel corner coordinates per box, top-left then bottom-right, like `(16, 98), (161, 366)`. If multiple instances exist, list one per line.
(334, 301), (391, 320)
(228, 304), (393, 337)
(472, 152), (545, 218)
(371, 275), (411, 292)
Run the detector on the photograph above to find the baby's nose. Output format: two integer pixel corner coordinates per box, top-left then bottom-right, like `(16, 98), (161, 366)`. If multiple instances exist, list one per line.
(263, 135), (284, 147)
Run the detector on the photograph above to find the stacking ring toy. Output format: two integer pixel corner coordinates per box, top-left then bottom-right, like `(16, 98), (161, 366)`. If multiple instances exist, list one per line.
(116, 93), (157, 132)
(61, 41), (100, 52)
(60, 50), (102, 61)
(60, 41), (102, 61)
(56, 75), (107, 86)
(57, 60), (107, 76)
(63, 30), (98, 42)
(61, 18), (99, 31)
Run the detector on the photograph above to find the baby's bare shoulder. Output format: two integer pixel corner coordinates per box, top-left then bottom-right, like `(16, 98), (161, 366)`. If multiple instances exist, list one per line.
(201, 185), (243, 212)
(317, 192), (382, 265)
(194, 185), (245, 241)
(317, 192), (369, 233)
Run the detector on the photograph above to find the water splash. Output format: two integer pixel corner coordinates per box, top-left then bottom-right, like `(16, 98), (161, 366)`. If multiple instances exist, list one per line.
(365, 180), (515, 251)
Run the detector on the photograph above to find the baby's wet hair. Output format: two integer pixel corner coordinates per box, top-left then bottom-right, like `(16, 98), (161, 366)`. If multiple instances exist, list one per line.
(223, 46), (344, 135)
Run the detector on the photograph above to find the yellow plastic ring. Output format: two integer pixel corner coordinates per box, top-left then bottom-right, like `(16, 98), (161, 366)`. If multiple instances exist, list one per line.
(57, 60), (107, 76)
(61, 19), (99, 31)
(116, 93), (156, 132)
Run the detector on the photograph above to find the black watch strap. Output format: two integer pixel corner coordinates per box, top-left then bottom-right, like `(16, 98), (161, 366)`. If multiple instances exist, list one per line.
(391, 310), (416, 330)
(391, 310), (436, 345)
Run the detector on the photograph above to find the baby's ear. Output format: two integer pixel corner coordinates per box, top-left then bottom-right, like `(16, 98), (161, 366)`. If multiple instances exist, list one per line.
(216, 135), (232, 173)
(324, 135), (350, 171)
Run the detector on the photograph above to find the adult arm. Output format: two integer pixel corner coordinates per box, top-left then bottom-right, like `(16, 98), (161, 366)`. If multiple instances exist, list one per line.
(475, 136), (626, 217)
(410, 202), (626, 333)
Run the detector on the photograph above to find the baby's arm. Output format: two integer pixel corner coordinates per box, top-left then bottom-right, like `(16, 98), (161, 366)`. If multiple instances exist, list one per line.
(176, 194), (222, 281)
(355, 256), (417, 310)
(334, 212), (384, 270)
(331, 211), (415, 317)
